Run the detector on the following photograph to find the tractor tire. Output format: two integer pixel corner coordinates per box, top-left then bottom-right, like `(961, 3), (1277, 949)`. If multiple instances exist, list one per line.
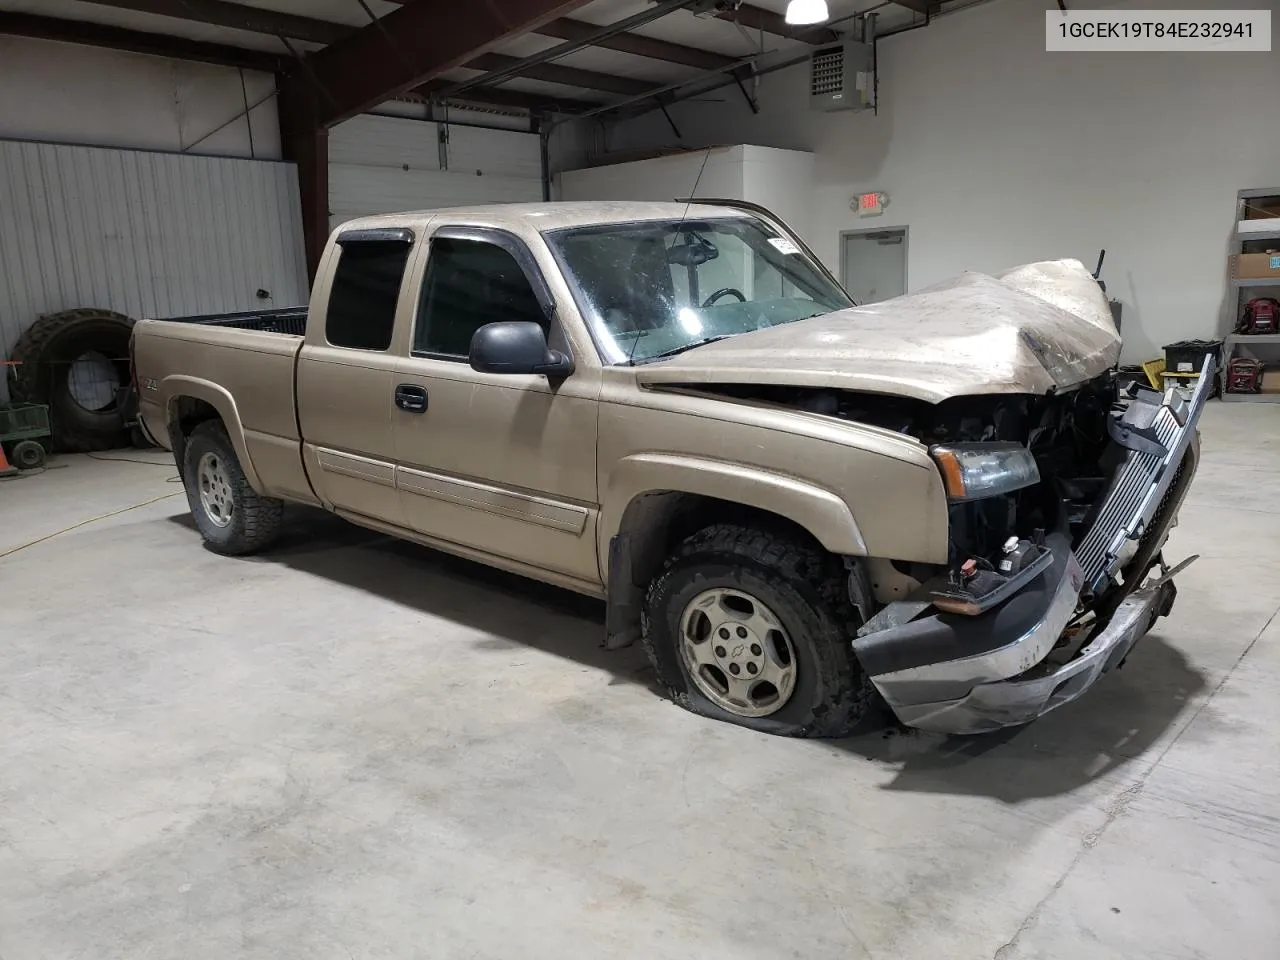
(642, 523), (877, 738)
(7, 308), (135, 452)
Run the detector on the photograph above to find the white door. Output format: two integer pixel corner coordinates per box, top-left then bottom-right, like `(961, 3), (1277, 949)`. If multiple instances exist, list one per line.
(841, 229), (907, 304)
(328, 115), (542, 232)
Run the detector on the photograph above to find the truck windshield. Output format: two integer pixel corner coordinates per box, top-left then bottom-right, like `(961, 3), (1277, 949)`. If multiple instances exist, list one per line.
(545, 216), (852, 364)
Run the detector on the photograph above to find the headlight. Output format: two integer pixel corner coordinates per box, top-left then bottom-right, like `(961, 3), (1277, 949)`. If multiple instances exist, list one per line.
(930, 442), (1040, 501)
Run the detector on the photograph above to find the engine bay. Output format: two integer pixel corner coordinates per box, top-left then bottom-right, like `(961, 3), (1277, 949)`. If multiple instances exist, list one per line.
(708, 374), (1134, 614)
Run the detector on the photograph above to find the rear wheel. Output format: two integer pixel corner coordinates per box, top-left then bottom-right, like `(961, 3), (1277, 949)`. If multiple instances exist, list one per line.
(642, 523), (876, 738)
(182, 421), (283, 555)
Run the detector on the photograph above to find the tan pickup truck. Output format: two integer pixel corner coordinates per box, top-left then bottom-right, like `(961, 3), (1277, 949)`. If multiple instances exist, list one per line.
(133, 200), (1212, 737)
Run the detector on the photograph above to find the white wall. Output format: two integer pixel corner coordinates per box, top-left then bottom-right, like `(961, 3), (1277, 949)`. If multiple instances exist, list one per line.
(605, 0), (1280, 362)
(0, 35), (278, 159)
(558, 146), (751, 204)
(557, 145), (816, 238)
(740, 146), (818, 241)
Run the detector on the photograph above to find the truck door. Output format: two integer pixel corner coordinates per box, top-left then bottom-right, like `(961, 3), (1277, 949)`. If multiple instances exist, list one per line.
(391, 226), (602, 589)
(297, 227), (419, 527)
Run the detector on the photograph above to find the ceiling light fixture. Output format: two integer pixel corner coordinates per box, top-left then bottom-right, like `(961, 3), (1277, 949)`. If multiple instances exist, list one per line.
(785, 0), (830, 25)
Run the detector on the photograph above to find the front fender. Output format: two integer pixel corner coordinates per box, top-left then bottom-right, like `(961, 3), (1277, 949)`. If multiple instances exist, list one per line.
(600, 452), (866, 559)
(159, 375), (264, 493)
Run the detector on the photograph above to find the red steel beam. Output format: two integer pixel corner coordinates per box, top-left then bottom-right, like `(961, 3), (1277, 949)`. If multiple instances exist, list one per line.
(278, 123), (328, 281)
(292, 0), (596, 128)
(0, 10), (285, 72)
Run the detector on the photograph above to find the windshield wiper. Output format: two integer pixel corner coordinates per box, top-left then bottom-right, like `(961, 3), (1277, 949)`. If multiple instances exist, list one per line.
(637, 335), (736, 364)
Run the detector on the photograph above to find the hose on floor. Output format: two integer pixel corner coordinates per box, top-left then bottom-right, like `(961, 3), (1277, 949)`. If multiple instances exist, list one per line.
(0, 491), (183, 560)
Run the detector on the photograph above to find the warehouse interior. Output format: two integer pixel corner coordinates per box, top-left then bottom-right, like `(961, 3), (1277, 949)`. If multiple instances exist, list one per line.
(1, 0), (1279, 957)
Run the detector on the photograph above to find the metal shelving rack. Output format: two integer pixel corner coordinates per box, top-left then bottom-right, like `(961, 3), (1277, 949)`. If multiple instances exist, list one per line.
(1223, 188), (1280, 401)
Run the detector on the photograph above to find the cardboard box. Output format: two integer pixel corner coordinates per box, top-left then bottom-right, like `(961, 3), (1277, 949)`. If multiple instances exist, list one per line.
(1262, 370), (1280, 394)
(1231, 252), (1280, 280)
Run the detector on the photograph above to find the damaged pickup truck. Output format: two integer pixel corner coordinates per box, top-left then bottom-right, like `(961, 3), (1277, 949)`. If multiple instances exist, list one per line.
(132, 200), (1211, 737)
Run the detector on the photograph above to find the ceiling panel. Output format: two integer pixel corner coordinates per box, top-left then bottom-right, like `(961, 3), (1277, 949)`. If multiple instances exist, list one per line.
(437, 68), (623, 106)
(484, 34), (698, 86)
(0, 0), (324, 52)
(226, 0), (398, 27)
(0, 0), (934, 112)
(568, 0), (920, 54)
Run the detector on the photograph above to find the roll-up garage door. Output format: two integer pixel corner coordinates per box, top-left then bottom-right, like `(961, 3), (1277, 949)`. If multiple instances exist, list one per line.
(328, 115), (542, 232)
(0, 138), (308, 399)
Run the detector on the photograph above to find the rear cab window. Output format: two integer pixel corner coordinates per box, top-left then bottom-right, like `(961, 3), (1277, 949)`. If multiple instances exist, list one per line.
(325, 231), (414, 351)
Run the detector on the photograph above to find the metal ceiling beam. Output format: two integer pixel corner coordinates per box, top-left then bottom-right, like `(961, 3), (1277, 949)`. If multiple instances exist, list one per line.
(890, 0), (934, 12)
(290, 0), (595, 128)
(383, 2), (737, 71)
(68, 0), (772, 71)
(73, 0), (348, 45)
(439, 0), (694, 98)
(626, 51), (810, 120)
(534, 17), (736, 70)
(715, 2), (840, 43)
(0, 10), (285, 72)
(410, 81), (602, 115)
(610, 2), (947, 125)
(462, 52), (653, 97)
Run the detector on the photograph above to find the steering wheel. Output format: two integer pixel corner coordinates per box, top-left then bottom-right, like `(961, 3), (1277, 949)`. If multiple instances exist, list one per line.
(702, 287), (747, 307)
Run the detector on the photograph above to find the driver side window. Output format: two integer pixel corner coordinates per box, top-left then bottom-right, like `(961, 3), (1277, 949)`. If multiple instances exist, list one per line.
(414, 236), (547, 359)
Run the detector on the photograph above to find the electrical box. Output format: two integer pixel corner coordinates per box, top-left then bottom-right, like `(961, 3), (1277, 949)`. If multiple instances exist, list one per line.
(809, 41), (874, 112)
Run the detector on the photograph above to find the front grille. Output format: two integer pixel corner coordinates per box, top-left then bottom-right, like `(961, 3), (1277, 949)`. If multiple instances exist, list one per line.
(1075, 359), (1214, 591)
(1076, 407), (1181, 587)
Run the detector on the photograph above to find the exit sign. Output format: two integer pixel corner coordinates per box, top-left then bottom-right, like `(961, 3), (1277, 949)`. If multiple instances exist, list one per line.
(855, 191), (887, 217)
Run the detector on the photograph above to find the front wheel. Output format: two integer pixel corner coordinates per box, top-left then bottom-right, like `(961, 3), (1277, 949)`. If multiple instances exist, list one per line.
(182, 421), (283, 555)
(641, 524), (876, 738)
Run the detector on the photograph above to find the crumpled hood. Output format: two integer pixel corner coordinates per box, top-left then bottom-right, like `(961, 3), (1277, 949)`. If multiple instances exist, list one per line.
(636, 259), (1121, 404)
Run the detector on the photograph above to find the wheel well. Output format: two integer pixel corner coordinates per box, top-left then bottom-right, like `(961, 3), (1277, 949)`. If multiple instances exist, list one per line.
(168, 396), (221, 471)
(605, 491), (829, 648)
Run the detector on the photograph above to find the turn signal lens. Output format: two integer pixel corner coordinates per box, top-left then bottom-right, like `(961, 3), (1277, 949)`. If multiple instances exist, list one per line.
(930, 443), (1040, 502)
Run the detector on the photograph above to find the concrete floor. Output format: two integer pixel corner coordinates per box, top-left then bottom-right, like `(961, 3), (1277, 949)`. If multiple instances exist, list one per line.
(1, 402), (1278, 959)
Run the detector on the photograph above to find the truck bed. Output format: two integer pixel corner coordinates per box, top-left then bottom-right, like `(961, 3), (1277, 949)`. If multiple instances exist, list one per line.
(132, 310), (306, 495)
(160, 306), (307, 336)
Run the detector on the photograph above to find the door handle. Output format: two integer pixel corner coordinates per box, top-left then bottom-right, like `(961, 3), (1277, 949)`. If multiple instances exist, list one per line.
(394, 384), (428, 413)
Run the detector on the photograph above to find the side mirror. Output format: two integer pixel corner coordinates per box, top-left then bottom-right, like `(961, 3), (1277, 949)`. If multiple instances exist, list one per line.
(469, 321), (574, 377)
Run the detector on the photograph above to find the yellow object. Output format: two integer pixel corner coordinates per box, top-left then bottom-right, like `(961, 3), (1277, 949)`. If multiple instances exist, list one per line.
(1142, 358), (1166, 389)
(0, 491), (181, 559)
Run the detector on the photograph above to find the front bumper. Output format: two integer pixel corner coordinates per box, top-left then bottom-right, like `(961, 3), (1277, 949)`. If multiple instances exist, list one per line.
(854, 361), (1212, 735)
(878, 578), (1175, 735)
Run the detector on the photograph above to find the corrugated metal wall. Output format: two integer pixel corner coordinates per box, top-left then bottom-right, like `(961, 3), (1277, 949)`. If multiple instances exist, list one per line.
(0, 139), (307, 393)
(328, 115), (542, 231)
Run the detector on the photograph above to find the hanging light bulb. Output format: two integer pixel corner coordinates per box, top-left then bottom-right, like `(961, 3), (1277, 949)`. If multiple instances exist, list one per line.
(785, 0), (830, 25)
